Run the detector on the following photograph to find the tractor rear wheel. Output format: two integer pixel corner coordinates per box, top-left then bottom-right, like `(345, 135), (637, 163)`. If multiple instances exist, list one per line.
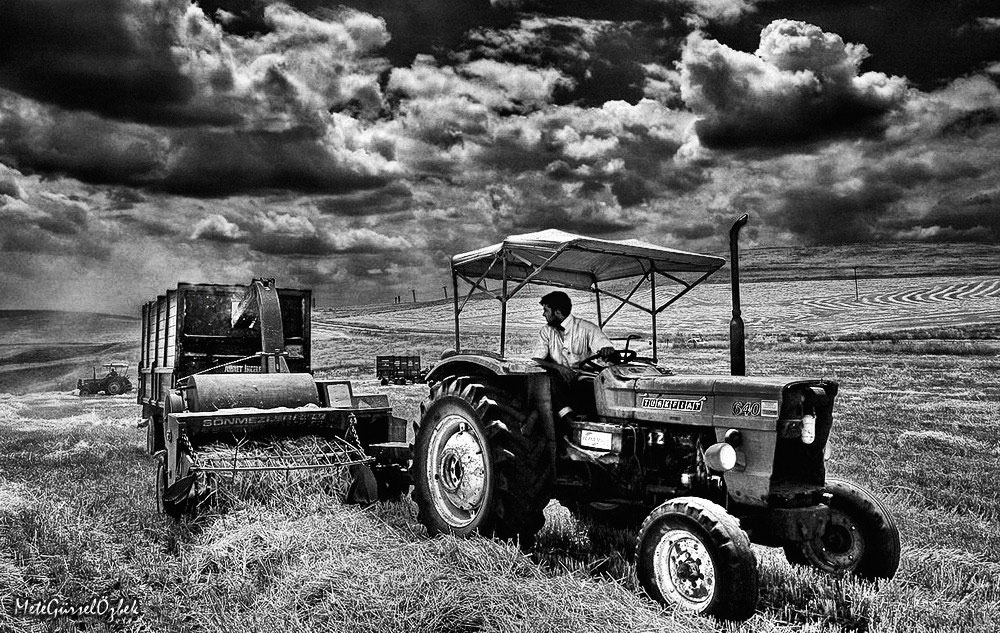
(412, 375), (552, 544)
(635, 497), (758, 621)
(783, 478), (900, 580)
(107, 379), (124, 396)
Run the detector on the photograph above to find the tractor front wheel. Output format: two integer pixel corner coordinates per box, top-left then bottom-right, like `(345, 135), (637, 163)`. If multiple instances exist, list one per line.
(783, 478), (900, 580)
(635, 497), (758, 621)
(412, 375), (552, 544)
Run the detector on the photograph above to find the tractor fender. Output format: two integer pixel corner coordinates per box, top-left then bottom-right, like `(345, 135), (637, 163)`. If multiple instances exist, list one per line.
(425, 353), (546, 384)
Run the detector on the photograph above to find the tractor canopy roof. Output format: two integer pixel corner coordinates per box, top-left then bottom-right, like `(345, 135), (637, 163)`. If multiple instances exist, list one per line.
(452, 228), (725, 290)
(449, 229), (727, 359)
(103, 362), (130, 369)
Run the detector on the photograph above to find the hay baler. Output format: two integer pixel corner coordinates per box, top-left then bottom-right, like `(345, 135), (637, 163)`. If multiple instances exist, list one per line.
(138, 278), (408, 517)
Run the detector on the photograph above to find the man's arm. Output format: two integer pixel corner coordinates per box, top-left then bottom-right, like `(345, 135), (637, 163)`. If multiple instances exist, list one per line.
(532, 356), (576, 382)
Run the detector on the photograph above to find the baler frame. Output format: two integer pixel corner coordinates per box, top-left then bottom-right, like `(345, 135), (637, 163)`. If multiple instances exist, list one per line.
(142, 279), (407, 517)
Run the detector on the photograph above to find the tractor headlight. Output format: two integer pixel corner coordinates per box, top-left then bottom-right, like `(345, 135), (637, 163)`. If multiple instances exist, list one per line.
(705, 442), (738, 472)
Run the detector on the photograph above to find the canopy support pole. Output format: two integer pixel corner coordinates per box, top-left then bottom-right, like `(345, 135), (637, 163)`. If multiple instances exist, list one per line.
(452, 268), (461, 352)
(500, 251), (508, 356)
(650, 269), (658, 363)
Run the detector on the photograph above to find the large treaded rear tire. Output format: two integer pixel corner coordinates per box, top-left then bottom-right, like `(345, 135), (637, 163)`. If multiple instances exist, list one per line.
(412, 375), (552, 544)
(635, 497), (759, 621)
(784, 477), (900, 580)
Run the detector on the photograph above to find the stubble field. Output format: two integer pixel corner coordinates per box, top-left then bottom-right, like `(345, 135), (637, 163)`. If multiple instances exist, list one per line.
(1, 266), (999, 632)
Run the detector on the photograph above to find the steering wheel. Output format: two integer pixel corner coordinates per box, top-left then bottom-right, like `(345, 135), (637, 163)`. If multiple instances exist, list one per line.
(576, 348), (637, 373)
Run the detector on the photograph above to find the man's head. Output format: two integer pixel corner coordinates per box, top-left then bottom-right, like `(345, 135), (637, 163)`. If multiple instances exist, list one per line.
(540, 291), (572, 326)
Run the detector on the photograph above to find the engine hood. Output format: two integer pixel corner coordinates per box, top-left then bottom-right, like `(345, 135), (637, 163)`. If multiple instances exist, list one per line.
(632, 374), (824, 398)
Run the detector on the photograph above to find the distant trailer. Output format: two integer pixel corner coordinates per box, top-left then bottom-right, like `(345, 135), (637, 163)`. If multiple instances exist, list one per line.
(376, 355), (425, 385)
(138, 281), (311, 453)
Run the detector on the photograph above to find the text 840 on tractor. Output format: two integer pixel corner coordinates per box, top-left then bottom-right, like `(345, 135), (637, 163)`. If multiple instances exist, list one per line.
(410, 217), (900, 621)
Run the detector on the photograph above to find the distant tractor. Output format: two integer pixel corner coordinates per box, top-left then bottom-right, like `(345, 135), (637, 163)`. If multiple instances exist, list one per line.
(410, 219), (900, 621)
(78, 362), (133, 396)
(376, 355), (427, 385)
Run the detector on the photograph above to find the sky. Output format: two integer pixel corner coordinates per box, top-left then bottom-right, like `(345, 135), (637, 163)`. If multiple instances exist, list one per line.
(0, 0), (998, 313)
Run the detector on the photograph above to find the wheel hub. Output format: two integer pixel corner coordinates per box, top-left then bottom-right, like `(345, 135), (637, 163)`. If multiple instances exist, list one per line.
(812, 510), (864, 570)
(427, 414), (489, 527)
(653, 529), (716, 609)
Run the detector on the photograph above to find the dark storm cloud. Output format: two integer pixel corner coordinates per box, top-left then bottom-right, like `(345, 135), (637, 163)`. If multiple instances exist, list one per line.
(484, 178), (633, 235)
(681, 20), (908, 148)
(0, 103), (166, 185)
(0, 191), (112, 259)
(0, 0), (213, 126)
(200, 0), (517, 67)
(163, 127), (393, 196)
(185, 208), (415, 255)
(0, 1), (400, 195)
(316, 181), (414, 216)
(909, 190), (1000, 241)
(0, 95), (398, 195)
(465, 17), (673, 107)
(763, 139), (994, 245)
(768, 183), (903, 244)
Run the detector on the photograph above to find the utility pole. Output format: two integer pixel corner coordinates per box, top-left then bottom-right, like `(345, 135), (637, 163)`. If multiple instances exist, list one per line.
(443, 285), (448, 299)
(412, 289), (417, 302)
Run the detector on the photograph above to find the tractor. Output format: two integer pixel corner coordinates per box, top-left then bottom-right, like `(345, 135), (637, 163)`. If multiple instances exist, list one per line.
(410, 217), (900, 621)
(78, 362), (133, 396)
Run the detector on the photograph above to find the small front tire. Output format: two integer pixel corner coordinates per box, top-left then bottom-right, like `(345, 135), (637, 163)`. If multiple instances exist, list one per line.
(635, 497), (758, 621)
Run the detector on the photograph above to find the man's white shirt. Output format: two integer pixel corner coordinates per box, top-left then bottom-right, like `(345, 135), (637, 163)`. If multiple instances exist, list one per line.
(532, 314), (613, 367)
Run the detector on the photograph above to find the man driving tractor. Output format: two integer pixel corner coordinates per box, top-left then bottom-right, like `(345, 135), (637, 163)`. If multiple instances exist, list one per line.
(531, 291), (615, 417)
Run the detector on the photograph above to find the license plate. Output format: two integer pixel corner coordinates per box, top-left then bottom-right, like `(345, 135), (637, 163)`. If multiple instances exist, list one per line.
(580, 430), (613, 451)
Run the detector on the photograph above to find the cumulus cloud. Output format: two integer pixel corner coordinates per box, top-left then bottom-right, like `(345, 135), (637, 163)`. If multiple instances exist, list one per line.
(680, 20), (909, 147)
(0, 1), (400, 195)
(974, 17), (1000, 31)
(676, 0), (758, 27)
(0, 189), (111, 259)
(479, 99), (699, 209)
(191, 213), (246, 242)
(887, 73), (1000, 140)
(482, 177), (635, 235)
(0, 163), (25, 199)
(0, 0), (391, 128)
(465, 16), (661, 107)
(244, 211), (414, 256)
(388, 54), (571, 113)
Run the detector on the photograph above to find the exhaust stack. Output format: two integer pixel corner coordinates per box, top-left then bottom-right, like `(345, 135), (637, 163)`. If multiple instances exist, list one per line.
(729, 214), (749, 376)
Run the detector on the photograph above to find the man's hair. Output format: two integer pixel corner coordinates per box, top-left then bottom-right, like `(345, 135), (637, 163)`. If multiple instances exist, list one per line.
(540, 291), (572, 316)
